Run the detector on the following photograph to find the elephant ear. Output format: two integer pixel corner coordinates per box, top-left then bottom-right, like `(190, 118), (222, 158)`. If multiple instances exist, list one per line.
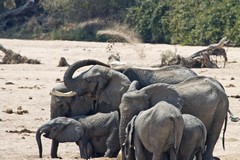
(84, 68), (110, 98)
(146, 83), (184, 110)
(126, 115), (137, 147)
(54, 118), (84, 142)
(127, 80), (139, 92)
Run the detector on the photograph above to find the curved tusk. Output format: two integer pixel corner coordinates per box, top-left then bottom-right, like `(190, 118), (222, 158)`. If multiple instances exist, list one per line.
(50, 90), (77, 97)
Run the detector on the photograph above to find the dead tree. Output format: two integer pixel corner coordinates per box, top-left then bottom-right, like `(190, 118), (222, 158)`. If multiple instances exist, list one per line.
(0, 44), (40, 64)
(0, 0), (38, 21)
(0, 0), (39, 30)
(189, 37), (228, 68)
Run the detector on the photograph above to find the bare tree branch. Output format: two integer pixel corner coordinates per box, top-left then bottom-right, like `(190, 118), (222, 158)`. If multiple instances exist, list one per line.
(0, 0), (37, 21)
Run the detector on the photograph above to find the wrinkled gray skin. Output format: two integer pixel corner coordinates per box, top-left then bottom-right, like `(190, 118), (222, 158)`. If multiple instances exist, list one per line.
(36, 111), (120, 159)
(122, 101), (184, 160)
(119, 76), (228, 160)
(178, 114), (207, 160)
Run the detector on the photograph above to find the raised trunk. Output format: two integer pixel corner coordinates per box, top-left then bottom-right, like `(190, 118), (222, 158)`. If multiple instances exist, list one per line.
(63, 59), (110, 92)
(36, 127), (44, 158)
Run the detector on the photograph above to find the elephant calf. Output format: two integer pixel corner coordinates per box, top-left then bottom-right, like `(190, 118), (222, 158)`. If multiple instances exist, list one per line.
(122, 101), (184, 160)
(178, 114), (207, 160)
(36, 111), (120, 159)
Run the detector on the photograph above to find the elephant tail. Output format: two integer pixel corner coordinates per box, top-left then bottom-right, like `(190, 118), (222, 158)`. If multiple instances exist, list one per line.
(172, 114), (184, 157)
(222, 113), (228, 150)
(36, 128), (44, 158)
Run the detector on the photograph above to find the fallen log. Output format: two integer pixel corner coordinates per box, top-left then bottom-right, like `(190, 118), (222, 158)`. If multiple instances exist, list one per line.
(0, 44), (40, 64)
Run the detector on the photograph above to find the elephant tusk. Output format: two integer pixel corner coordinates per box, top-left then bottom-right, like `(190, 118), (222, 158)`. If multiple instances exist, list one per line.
(50, 90), (77, 97)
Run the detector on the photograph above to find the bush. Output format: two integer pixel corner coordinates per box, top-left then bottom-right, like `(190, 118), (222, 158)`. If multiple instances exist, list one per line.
(124, 0), (240, 46)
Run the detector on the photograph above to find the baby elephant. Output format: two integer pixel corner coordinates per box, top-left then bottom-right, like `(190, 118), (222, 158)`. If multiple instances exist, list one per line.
(122, 101), (184, 160)
(178, 114), (207, 160)
(36, 111), (120, 159)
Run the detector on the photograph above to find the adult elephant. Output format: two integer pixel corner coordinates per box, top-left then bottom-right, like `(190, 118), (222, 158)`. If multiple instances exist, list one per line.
(63, 59), (131, 110)
(115, 65), (197, 88)
(119, 76), (229, 160)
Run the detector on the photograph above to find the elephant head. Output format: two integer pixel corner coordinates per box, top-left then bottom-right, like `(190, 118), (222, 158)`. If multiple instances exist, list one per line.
(119, 80), (183, 145)
(63, 59), (111, 97)
(50, 83), (94, 119)
(36, 117), (84, 158)
(63, 59), (131, 108)
(122, 116), (137, 160)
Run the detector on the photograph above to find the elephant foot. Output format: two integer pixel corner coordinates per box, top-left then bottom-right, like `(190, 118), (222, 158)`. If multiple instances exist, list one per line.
(51, 154), (62, 159)
(104, 149), (114, 158)
(202, 155), (219, 160)
(51, 156), (62, 159)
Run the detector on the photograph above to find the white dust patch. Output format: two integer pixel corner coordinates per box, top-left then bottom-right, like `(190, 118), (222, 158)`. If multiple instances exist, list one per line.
(97, 27), (145, 58)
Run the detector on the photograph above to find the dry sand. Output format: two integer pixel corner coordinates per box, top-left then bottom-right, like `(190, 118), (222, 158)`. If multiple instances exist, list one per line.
(0, 38), (239, 159)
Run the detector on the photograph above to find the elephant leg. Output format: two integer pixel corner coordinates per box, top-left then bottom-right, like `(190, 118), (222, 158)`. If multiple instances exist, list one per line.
(104, 128), (119, 157)
(51, 140), (60, 158)
(77, 140), (91, 159)
(203, 110), (227, 160)
(169, 147), (177, 160)
(134, 136), (148, 160)
(152, 152), (163, 160)
(195, 151), (203, 160)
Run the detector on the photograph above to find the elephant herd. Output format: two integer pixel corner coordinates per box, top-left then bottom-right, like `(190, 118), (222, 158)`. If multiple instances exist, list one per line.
(36, 59), (231, 160)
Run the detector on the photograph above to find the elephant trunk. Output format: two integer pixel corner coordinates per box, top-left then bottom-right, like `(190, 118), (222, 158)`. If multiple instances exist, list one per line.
(120, 107), (143, 145)
(120, 114), (135, 145)
(64, 59), (110, 92)
(36, 127), (44, 158)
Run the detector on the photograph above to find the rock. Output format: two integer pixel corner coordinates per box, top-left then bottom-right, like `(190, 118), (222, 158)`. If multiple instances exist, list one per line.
(5, 82), (14, 85)
(58, 57), (69, 67)
(17, 106), (22, 110)
(4, 109), (13, 114)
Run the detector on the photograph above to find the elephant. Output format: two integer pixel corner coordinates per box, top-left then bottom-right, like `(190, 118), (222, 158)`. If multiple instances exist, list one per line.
(115, 65), (198, 88)
(122, 101), (184, 160)
(119, 76), (229, 160)
(50, 83), (119, 119)
(36, 111), (120, 159)
(63, 59), (131, 109)
(178, 114), (207, 160)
